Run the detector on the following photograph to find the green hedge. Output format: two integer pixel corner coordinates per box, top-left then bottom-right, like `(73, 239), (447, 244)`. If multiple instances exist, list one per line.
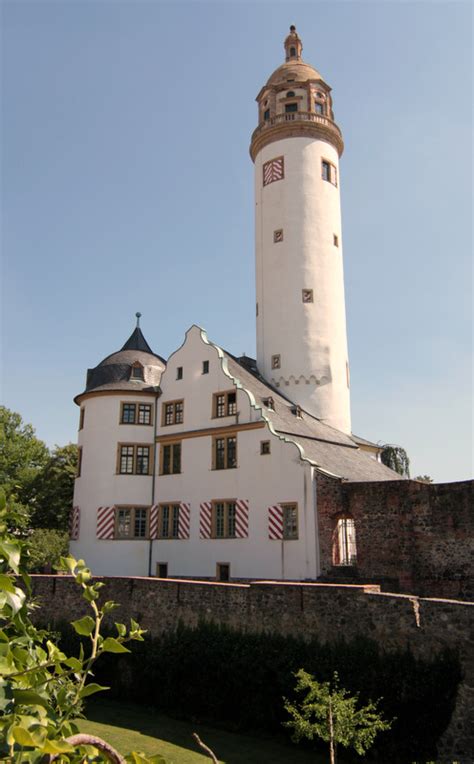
(56, 620), (461, 763)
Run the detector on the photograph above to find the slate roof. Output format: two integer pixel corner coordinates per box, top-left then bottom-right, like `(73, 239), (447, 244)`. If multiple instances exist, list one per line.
(75, 327), (166, 402)
(223, 352), (401, 483)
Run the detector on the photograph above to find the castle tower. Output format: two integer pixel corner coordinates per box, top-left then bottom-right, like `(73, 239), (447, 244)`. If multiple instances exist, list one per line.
(250, 26), (351, 434)
(71, 315), (166, 575)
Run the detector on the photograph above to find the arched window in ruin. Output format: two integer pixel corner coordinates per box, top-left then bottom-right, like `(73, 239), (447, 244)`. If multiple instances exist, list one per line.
(333, 516), (357, 566)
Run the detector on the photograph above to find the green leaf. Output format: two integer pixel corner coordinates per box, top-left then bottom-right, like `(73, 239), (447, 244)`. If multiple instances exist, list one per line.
(41, 738), (75, 754)
(115, 622), (127, 638)
(0, 542), (21, 574)
(102, 637), (131, 654)
(78, 682), (109, 699)
(12, 689), (50, 709)
(12, 726), (38, 747)
(0, 574), (16, 593)
(64, 656), (82, 671)
(71, 615), (95, 636)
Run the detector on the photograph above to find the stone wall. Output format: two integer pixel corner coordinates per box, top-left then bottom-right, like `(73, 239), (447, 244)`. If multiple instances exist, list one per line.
(31, 575), (473, 762)
(317, 476), (474, 600)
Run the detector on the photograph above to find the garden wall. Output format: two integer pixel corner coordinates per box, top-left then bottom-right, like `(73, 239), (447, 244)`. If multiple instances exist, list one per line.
(317, 477), (474, 600)
(31, 575), (473, 762)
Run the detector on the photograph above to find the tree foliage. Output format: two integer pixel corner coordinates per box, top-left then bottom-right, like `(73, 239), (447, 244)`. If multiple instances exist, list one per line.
(284, 669), (392, 763)
(380, 444), (410, 477)
(25, 529), (70, 573)
(0, 489), (165, 763)
(0, 407), (77, 533)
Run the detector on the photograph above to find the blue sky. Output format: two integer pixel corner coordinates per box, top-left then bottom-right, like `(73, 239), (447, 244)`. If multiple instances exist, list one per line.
(2, 0), (472, 482)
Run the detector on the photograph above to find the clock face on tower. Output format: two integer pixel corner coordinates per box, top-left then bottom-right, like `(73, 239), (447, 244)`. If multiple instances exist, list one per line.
(263, 156), (284, 186)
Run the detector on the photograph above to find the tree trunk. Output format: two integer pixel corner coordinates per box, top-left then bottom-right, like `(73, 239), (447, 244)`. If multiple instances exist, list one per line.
(329, 698), (336, 764)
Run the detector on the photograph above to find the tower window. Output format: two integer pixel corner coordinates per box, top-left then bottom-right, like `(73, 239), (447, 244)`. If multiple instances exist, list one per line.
(315, 102), (325, 115)
(121, 402), (153, 425)
(263, 108), (270, 121)
(202, 360), (209, 374)
(290, 46), (296, 57)
(77, 447), (82, 477)
(286, 91), (295, 98)
(285, 102), (298, 114)
(176, 366), (183, 380)
(302, 289), (314, 303)
(118, 444), (151, 475)
(263, 397), (274, 410)
(333, 234), (339, 247)
(271, 354), (281, 370)
(273, 229), (283, 243)
(131, 363), (144, 380)
(79, 408), (85, 430)
(322, 160), (338, 186)
(260, 441), (271, 455)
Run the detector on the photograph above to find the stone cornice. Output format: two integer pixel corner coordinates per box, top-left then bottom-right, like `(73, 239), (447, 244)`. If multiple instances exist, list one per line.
(250, 113), (343, 160)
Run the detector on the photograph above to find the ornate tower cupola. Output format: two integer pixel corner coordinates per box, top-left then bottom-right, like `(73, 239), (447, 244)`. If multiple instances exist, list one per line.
(251, 28), (352, 434)
(284, 25), (302, 61)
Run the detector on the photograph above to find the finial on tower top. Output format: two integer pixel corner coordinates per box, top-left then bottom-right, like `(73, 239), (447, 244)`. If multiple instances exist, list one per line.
(284, 25), (302, 62)
(135, 311), (142, 327)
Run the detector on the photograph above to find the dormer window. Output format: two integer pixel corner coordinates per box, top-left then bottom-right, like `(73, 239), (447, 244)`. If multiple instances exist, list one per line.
(263, 397), (274, 410)
(291, 405), (302, 418)
(286, 91), (295, 98)
(130, 363), (144, 381)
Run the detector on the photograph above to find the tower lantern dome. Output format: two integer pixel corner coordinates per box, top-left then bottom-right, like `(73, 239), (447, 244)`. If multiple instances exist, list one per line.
(284, 25), (303, 61)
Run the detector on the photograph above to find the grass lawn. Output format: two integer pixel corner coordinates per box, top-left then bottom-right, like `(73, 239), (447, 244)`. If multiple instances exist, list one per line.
(78, 699), (336, 764)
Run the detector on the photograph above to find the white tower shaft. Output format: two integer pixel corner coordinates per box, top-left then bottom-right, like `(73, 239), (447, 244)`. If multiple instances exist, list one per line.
(251, 28), (351, 434)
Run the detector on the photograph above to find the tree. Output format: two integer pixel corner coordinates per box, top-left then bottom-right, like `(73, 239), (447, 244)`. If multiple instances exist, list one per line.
(30, 444), (78, 530)
(0, 406), (49, 528)
(284, 669), (392, 764)
(25, 528), (70, 572)
(380, 444), (410, 477)
(414, 475), (433, 483)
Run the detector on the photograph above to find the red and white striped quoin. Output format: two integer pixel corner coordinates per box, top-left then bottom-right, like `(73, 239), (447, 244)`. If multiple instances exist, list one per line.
(178, 503), (191, 539)
(268, 504), (284, 540)
(69, 506), (80, 540)
(96, 506), (115, 540)
(199, 501), (212, 539)
(263, 156), (284, 187)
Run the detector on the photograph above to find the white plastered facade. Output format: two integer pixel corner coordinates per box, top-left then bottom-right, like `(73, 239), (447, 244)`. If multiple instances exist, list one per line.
(71, 326), (319, 581)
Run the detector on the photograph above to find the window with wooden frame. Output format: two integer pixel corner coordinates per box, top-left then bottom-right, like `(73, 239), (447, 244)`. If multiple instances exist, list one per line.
(213, 436), (237, 470)
(202, 360), (209, 374)
(120, 402), (153, 426)
(79, 408), (85, 430)
(158, 504), (181, 539)
(213, 390), (237, 418)
(281, 503), (298, 539)
(115, 506), (149, 539)
(76, 447), (82, 477)
(160, 442), (181, 475)
(321, 159), (337, 186)
(212, 501), (237, 538)
(130, 362), (144, 381)
(117, 444), (151, 475)
(162, 400), (184, 426)
(176, 366), (183, 380)
(216, 562), (230, 582)
(260, 441), (271, 455)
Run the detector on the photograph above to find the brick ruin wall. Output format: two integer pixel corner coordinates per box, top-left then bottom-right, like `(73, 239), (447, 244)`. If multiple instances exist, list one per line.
(316, 477), (474, 600)
(31, 575), (473, 763)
